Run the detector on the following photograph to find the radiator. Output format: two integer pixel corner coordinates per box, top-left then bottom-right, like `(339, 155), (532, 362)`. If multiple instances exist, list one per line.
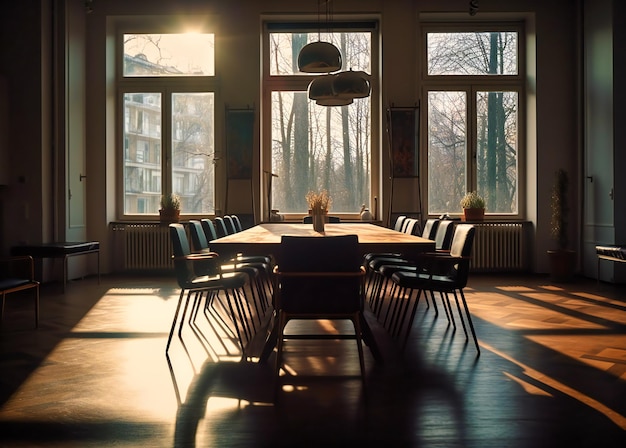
(470, 222), (529, 272)
(111, 223), (173, 272)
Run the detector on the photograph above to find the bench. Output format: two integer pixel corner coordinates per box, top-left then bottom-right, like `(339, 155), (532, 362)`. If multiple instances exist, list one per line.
(11, 242), (100, 292)
(595, 245), (626, 283)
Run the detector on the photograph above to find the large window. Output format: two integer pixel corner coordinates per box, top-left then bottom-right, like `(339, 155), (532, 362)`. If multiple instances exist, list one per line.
(119, 32), (216, 217)
(263, 21), (378, 216)
(424, 26), (523, 217)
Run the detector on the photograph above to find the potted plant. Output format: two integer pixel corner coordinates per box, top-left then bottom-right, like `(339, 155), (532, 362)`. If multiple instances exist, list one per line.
(159, 193), (181, 224)
(460, 191), (485, 221)
(547, 169), (576, 282)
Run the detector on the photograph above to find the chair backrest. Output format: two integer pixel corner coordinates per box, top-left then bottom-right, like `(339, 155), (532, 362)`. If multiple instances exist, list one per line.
(434, 219), (455, 250)
(446, 224), (475, 287)
(170, 223), (219, 284)
(223, 215), (238, 234)
(393, 215), (407, 231)
(277, 235), (362, 313)
(213, 217), (230, 238)
(421, 219), (440, 239)
(279, 235), (360, 272)
(169, 224), (193, 285)
(402, 218), (419, 235)
(188, 220), (210, 252)
(449, 224), (475, 258)
(230, 215), (244, 232)
(201, 218), (219, 241)
(303, 215), (341, 223)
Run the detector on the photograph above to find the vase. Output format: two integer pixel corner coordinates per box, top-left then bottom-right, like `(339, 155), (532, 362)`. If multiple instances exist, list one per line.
(312, 213), (325, 232)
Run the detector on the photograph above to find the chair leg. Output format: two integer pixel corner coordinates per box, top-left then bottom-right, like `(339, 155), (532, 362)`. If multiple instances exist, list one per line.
(351, 313), (366, 381)
(450, 290), (469, 340)
(457, 289), (480, 353)
(34, 286), (40, 328)
(401, 288), (424, 350)
(166, 289), (187, 353)
(274, 312), (288, 397)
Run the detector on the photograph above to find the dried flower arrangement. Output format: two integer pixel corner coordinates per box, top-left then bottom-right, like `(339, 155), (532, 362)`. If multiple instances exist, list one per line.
(305, 189), (332, 214)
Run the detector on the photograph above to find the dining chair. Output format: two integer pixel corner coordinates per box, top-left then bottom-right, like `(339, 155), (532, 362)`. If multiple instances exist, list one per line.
(393, 215), (407, 232)
(167, 224), (257, 358)
(1, 256), (40, 328)
(213, 217), (231, 238)
(223, 215), (238, 235)
(272, 234), (367, 392)
(387, 224), (478, 353)
(230, 215), (244, 232)
(421, 218), (440, 239)
(363, 215), (407, 266)
(188, 220), (268, 326)
(374, 219), (456, 327)
(202, 218), (273, 307)
(365, 217), (423, 309)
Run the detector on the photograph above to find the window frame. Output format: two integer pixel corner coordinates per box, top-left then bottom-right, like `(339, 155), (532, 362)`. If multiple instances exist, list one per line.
(261, 17), (381, 221)
(421, 21), (526, 219)
(115, 20), (219, 221)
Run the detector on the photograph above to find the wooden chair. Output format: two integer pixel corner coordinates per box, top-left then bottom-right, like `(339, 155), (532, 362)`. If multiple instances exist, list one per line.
(1, 256), (40, 328)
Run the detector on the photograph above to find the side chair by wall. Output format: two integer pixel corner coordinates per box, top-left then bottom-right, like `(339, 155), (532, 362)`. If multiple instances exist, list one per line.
(1, 256), (40, 328)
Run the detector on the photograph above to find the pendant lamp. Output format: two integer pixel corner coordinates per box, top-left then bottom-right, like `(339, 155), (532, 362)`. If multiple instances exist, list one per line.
(298, 41), (342, 73)
(316, 97), (353, 106)
(308, 74), (336, 100)
(333, 70), (371, 99)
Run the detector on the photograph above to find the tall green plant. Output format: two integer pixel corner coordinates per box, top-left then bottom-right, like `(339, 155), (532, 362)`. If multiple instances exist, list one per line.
(550, 169), (569, 250)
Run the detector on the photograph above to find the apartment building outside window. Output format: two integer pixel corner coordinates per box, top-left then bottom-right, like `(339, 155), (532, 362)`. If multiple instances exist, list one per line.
(118, 31), (216, 217)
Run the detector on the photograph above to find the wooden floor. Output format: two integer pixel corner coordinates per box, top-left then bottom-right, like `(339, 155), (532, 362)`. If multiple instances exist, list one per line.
(1, 272), (625, 447)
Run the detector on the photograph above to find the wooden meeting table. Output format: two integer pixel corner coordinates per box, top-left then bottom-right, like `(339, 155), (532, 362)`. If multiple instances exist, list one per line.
(209, 222), (435, 263)
(209, 222), (436, 364)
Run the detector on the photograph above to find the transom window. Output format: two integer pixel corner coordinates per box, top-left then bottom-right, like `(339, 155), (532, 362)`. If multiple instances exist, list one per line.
(424, 25), (523, 217)
(118, 31), (216, 217)
(263, 21), (378, 216)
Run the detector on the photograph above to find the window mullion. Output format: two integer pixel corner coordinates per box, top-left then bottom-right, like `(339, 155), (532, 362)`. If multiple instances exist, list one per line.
(468, 86), (478, 193)
(162, 88), (172, 196)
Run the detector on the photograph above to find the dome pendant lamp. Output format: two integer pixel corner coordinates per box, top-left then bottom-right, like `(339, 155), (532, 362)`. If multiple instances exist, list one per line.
(298, 0), (342, 73)
(298, 41), (342, 73)
(309, 74), (353, 106)
(308, 74), (336, 100)
(333, 70), (371, 99)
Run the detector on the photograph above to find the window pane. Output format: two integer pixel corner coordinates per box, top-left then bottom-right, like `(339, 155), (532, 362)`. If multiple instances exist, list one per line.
(476, 91), (518, 214)
(427, 32), (518, 76)
(123, 33), (215, 76)
(269, 32), (370, 75)
(172, 92), (215, 214)
(123, 93), (162, 215)
(270, 91), (371, 213)
(427, 91), (467, 214)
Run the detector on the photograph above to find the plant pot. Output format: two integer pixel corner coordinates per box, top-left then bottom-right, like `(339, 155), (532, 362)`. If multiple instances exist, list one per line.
(159, 209), (180, 224)
(547, 249), (576, 283)
(462, 208), (485, 222)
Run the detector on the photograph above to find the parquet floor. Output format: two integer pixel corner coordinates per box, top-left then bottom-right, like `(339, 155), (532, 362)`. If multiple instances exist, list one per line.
(1, 273), (625, 447)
